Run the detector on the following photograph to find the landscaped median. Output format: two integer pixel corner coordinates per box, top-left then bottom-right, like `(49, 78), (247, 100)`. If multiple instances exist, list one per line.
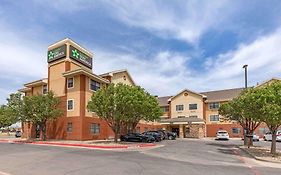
(0, 139), (160, 150)
(239, 146), (281, 163)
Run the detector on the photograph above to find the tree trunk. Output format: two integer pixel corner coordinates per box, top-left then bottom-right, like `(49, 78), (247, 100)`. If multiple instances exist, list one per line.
(114, 125), (119, 143)
(271, 131), (277, 155)
(243, 129), (248, 146)
(42, 122), (47, 141)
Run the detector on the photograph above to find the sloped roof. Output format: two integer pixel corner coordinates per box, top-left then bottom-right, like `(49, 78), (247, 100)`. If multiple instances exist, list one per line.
(157, 96), (173, 106)
(200, 87), (244, 102)
(99, 69), (136, 85)
(169, 89), (207, 101)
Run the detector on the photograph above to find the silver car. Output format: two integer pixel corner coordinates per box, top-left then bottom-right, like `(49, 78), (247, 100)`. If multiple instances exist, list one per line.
(264, 130), (281, 141)
(216, 130), (229, 140)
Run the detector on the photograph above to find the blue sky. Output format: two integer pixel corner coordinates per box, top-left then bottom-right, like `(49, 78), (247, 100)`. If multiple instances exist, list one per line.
(1, 0), (281, 104)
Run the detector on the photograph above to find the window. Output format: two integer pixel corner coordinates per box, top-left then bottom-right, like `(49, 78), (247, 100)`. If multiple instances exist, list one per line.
(90, 123), (100, 134)
(90, 79), (100, 91)
(178, 116), (185, 118)
(67, 78), (74, 88)
(161, 106), (169, 112)
(232, 128), (240, 134)
(144, 127), (148, 132)
(259, 128), (267, 134)
(67, 122), (72, 132)
(210, 114), (219, 122)
(209, 102), (219, 109)
(189, 103), (197, 110)
(67, 99), (74, 111)
(42, 84), (48, 94)
(176, 105), (184, 111)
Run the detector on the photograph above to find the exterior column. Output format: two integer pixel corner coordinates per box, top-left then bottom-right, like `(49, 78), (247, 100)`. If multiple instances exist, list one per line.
(179, 124), (184, 138)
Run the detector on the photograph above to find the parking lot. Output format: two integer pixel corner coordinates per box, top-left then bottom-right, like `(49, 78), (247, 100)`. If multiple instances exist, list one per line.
(0, 138), (280, 175)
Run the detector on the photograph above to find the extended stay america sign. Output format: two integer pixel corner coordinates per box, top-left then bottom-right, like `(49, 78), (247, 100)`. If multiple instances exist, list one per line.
(47, 44), (66, 63)
(69, 45), (93, 69)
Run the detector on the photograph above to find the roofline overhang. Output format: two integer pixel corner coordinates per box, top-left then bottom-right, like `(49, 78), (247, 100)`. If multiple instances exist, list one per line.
(24, 78), (48, 88)
(99, 69), (136, 85)
(62, 68), (110, 84)
(18, 87), (32, 92)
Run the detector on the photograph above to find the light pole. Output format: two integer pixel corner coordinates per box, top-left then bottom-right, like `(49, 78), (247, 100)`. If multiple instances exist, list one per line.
(243, 64), (248, 89)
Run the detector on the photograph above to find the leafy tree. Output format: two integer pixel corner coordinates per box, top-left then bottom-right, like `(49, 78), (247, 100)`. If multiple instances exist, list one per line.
(258, 82), (281, 155)
(219, 88), (263, 146)
(23, 91), (63, 141)
(6, 93), (26, 130)
(0, 105), (17, 134)
(87, 83), (162, 142)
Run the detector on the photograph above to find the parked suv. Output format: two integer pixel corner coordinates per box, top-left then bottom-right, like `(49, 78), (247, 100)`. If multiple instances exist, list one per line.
(157, 129), (177, 140)
(120, 133), (155, 143)
(15, 131), (22, 138)
(216, 130), (229, 140)
(143, 131), (162, 142)
(264, 130), (281, 141)
(149, 131), (165, 140)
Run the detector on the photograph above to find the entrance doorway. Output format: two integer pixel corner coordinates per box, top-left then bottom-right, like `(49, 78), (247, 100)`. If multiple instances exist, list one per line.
(172, 127), (179, 137)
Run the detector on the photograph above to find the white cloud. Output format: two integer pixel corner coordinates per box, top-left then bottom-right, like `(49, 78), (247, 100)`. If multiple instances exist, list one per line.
(104, 0), (235, 44)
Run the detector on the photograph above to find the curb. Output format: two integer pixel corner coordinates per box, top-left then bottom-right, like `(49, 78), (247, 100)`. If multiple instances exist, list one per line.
(0, 139), (157, 150)
(239, 147), (281, 164)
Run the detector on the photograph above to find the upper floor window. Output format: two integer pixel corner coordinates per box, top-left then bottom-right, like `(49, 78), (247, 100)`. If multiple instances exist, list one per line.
(210, 114), (219, 122)
(67, 99), (74, 111)
(90, 79), (100, 91)
(189, 103), (197, 110)
(209, 102), (219, 109)
(161, 106), (169, 112)
(67, 78), (74, 89)
(189, 115), (198, 118)
(42, 84), (48, 94)
(178, 116), (185, 118)
(176, 105), (184, 111)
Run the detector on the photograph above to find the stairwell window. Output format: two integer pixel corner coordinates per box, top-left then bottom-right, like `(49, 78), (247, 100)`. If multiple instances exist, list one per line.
(176, 105), (184, 111)
(67, 122), (73, 132)
(90, 79), (100, 91)
(210, 115), (219, 122)
(67, 99), (74, 111)
(67, 78), (74, 89)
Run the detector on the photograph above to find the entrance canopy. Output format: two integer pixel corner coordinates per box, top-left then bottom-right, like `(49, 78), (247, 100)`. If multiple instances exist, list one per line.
(160, 117), (205, 125)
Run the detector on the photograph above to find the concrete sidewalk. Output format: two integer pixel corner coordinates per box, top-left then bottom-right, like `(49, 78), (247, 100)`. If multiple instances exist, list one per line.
(0, 138), (159, 150)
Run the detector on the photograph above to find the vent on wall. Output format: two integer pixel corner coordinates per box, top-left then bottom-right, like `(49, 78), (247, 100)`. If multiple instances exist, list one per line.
(184, 92), (188, 96)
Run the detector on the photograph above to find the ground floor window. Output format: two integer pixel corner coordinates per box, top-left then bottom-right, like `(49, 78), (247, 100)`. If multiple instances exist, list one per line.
(259, 127), (268, 134)
(90, 123), (100, 134)
(232, 127), (240, 134)
(67, 122), (73, 132)
(144, 127), (148, 132)
(136, 127), (140, 133)
(210, 115), (219, 122)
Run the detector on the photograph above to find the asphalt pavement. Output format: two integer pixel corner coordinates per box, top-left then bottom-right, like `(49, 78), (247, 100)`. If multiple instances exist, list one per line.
(0, 139), (280, 175)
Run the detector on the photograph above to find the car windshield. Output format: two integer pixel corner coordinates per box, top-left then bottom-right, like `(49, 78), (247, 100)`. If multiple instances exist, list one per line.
(218, 132), (227, 134)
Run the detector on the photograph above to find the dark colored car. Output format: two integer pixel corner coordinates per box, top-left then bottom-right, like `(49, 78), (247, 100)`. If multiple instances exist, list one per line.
(149, 130), (165, 140)
(143, 131), (162, 142)
(15, 131), (22, 138)
(120, 133), (155, 143)
(165, 131), (177, 140)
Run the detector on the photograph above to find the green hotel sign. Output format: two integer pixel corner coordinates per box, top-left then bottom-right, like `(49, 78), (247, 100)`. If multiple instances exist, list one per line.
(69, 45), (93, 69)
(47, 44), (66, 63)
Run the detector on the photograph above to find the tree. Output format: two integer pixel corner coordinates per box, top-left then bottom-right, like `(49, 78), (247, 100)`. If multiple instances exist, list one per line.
(219, 88), (263, 146)
(0, 105), (17, 134)
(23, 91), (63, 141)
(6, 93), (26, 130)
(87, 83), (162, 142)
(258, 82), (281, 155)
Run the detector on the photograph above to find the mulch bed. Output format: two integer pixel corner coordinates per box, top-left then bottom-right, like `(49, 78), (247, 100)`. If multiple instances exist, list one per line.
(243, 146), (281, 162)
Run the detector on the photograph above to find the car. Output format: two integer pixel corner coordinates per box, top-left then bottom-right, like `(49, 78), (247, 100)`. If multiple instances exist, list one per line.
(15, 131), (22, 138)
(143, 131), (162, 142)
(216, 130), (229, 140)
(264, 130), (281, 141)
(149, 130), (165, 140)
(164, 130), (177, 140)
(120, 133), (155, 143)
(242, 133), (260, 141)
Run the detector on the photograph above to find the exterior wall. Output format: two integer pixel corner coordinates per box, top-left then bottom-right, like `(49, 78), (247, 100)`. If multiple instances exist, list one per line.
(49, 62), (66, 97)
(67, 75), (81, 117)
(32, 85), (43, 95)
(111, 72), (134, 85)
(170, 91), (204, 119)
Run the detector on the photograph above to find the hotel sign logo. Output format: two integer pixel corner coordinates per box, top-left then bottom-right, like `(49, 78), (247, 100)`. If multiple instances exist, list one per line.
(69, 45), (93, 69)
(47, 44), (66, 63)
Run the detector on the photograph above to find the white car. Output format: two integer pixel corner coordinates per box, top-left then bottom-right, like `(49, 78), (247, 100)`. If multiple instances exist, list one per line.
(264, 130), (281, 141)
(216, 130), (229, 140)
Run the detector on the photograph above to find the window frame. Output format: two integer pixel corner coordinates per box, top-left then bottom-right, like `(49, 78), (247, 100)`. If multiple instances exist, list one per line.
(209, 114), (220, 122)
(42, 84), (48, 94)
(67, 77), (74, 89)
(189, 103), (198, 110)
(67, 99), (74, 111)
(232, 127), (240, 134)
(89, 79), (101, 92)
(176, 105), (184, 111)
(67, 122), (73, 132)
(161, 106), (169, 113)
(209, 102), (220, 109)
(90, 123), (100, 134)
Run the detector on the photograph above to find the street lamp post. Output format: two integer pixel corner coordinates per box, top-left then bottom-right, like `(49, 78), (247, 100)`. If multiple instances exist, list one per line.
(243, 64), (248, 89)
